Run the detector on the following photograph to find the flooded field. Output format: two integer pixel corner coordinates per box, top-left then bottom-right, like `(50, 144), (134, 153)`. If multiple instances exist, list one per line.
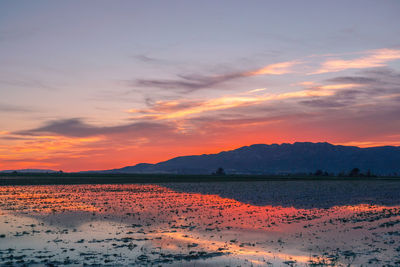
(0, 181), (400, 266)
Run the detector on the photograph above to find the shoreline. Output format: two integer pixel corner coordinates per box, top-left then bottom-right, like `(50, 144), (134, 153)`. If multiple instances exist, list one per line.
(1, 173), (400, 186)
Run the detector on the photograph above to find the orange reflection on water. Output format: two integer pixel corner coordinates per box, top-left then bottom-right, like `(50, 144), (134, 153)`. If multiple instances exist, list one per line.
(1, 184), (400, 266)
(157, 231), (311, 264)
(0, 184), (397, 232)
(0, 184), (319, 230)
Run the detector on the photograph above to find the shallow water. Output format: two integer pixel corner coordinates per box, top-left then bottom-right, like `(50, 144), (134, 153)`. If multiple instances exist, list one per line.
(0, 181), (400, 266)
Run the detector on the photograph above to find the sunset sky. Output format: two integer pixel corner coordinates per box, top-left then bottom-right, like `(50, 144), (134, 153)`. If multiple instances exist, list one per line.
(1, 0), (400, 171)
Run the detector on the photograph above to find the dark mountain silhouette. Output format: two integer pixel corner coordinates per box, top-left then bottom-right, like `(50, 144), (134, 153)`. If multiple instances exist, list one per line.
(105, 142), (400, 175)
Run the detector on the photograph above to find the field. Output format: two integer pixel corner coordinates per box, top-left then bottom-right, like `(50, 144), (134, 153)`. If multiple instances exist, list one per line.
(0, 178), (400, 266)
(1, 173), (399, 186)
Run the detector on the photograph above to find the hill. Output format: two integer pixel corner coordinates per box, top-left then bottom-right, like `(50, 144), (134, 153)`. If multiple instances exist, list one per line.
(104, 142), (400, 175)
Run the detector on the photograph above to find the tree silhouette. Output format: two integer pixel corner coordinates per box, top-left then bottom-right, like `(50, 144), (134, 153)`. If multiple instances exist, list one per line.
(314, 169), (323, 176)
(349, 168), (360, 177)
(214, 167), (226, 176)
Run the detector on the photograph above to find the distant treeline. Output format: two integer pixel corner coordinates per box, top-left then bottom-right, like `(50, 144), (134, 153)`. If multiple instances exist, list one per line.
(211, 167), (395, 177)
(311, 168), (380, 177)
(1, 167), (399, 177)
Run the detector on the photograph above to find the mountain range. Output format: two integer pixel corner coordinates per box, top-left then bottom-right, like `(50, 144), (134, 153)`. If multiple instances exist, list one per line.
(102, 142), (400, 175)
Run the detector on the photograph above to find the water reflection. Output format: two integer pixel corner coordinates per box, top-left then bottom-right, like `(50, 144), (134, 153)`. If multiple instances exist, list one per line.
(164, 180), (400, 208)
(0, 183), (400, 266)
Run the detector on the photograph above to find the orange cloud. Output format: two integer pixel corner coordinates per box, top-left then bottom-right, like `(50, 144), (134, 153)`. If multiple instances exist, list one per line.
(336, 140), (400, 148)
(318, 83), (361, 90)
(312, 48), (400, 74)
(296, 81), (315, 86)
(3, 58), (400, 172)
(0, 135), (106, 169)
(3, 110), (399, 172)
(247, 88), (267, 93)
(127, 86), (341, 120)
(246, 61), (299, 76)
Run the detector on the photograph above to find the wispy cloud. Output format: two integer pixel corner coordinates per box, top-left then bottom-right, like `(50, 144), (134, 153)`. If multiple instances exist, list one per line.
(132, 48), (400, 93)
(133, 54), (171, 64)
(318, 83), (361, 90)
(245, 61), (299, 75)
(301, 68), (400, 108)
(126, 86), (345, 120)
(135, 72), (242, 92)
(247, 88), (267, 94)
(4, 50), (400, 171)
(327, 67), (400, 87)
(134, 54), (161, 63)
(311, 48), (400, 74)
(126, 67), (400, 124)
(14, 118), (176, 138)
(14, 68), (400, 140)
(133, 61), (299, 92)
(0, 77), (56, 91)
(5, 67), (400, 171)
(0, 103), (35, 113)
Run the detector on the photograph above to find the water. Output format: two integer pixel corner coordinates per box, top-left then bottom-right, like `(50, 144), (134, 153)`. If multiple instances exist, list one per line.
(0, 181), (399, 266)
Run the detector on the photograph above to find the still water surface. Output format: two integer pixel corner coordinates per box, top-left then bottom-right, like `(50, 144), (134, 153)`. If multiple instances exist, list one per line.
(0, 181), (400, 266)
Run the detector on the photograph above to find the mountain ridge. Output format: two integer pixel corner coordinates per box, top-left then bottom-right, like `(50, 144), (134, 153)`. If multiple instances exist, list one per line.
(102, 142), (400, 175)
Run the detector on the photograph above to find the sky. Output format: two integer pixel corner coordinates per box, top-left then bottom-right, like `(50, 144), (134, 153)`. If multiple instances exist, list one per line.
(1, 0), (400, 171)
